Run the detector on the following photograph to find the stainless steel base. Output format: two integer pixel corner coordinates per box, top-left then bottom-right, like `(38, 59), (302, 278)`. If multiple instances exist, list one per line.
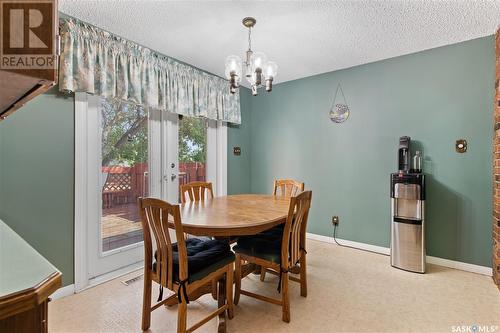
(390, 198), (426, 273)
(390, 221), (425, 273)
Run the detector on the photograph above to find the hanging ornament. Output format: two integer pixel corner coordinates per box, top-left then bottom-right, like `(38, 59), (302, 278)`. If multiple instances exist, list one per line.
(329, 83), (350, 123)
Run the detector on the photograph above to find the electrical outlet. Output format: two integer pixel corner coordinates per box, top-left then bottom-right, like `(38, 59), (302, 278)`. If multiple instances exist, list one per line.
(332, 216), (339, 225)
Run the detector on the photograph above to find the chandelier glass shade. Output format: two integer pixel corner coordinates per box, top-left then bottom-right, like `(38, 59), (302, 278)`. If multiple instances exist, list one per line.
(225, 17), (278, 96)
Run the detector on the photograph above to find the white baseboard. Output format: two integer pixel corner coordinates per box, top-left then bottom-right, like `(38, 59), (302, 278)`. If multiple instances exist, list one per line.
(425, 255), (492, 276)
(82, 262), (144, 292)
(50, 284), (75, 300)
(50, 263), (144, 300)
(307, 232), (390, 255)
(306, 232), (492, 277)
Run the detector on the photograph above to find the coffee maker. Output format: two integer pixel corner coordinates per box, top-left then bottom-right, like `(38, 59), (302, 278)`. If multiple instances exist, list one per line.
(390, 136), (426, 273)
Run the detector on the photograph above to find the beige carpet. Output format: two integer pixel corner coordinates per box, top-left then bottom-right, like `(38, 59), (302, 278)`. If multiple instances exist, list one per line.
(49, 239), (500, 333)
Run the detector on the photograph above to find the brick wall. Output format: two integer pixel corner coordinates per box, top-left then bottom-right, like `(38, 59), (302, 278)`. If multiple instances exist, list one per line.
(494, 29), (500, 288)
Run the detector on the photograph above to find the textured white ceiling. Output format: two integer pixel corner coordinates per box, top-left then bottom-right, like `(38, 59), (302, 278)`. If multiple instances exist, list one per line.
(59, 0), (500, 85)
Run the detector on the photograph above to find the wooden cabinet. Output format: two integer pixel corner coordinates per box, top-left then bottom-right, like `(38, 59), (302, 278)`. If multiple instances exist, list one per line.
(0, 0), (58, 121)
(0, 69), (58, 120)
(0, 220), (62, 333)
(0, 293), (54, 333)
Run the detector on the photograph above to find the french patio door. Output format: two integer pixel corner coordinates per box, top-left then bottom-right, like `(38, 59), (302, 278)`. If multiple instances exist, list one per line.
(75, 93), (179, 289)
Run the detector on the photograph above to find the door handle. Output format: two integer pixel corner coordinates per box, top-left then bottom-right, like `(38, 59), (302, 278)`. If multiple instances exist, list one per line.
(163, 174), (177, 182)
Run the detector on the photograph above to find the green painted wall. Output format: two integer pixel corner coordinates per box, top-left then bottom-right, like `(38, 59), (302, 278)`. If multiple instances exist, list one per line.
(248, 36), (495, 267)
(228, 87), (252, 194)
(0, 87), (75, 286)
(0, 35), (494, 289)
(0, 85), (250, 287)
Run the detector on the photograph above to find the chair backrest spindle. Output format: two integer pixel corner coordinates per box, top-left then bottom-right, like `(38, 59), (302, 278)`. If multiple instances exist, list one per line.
(281, 191), (312, 269)
(180, 182), (214, 203)
(273, 179), (304, 198)
(139, 197), (188, 289)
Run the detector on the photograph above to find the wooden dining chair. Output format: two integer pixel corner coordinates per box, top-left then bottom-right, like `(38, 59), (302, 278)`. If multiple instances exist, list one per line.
(138, 197), (234, 333)
(259, 179), (305, 281)
(180, 181), (214, 203)
(179, 181), (218, 298)
(273, 179), (304, 197)
(233, 191), (312, 323)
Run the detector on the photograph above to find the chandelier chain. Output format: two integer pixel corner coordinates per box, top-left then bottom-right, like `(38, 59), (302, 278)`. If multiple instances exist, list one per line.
(247, 27), (252, 52)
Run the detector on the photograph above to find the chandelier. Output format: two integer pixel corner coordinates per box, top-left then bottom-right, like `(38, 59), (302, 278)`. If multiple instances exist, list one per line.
(225, 17), (278, 96)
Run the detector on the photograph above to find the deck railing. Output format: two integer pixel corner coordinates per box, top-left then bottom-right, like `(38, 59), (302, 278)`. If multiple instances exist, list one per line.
(101, 162), (205, 208)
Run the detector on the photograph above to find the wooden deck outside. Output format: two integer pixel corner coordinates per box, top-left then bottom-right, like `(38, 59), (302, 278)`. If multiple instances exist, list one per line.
(102, 203), (142, 238)
(102, 203), (143, 251)
(100, 162), (206, 251)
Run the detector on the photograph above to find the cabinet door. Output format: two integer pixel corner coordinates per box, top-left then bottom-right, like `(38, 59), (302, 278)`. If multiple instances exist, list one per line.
(0, 300), (48, 333)
(0, 0), (58, 118)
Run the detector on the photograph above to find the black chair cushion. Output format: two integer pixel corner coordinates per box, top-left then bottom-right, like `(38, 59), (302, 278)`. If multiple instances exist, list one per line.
(153, 238), (235, 283)
(233, 225), (284, 264)
(258, 224), (284, 239)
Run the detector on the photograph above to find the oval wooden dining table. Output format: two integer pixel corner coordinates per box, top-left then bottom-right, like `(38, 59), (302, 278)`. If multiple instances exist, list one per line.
(178, 194), (291, 237)
(164, 194), (291, 332)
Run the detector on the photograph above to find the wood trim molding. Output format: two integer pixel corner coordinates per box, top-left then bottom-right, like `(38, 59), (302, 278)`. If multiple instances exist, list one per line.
(0, 272), (61, 320)
(493, 28), (500, 288)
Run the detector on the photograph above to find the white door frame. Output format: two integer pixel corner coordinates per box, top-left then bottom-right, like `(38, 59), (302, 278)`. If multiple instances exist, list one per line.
(161, 111), (180, 202)
(75, 93), (145, 291)
(207, 119), (228, 197)
(74, 92), (88, 292)
(74, 94), (228, 291)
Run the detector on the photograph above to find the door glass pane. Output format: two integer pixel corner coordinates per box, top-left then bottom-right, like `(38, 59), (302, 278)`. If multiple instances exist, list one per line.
(178, 116), (207, 202)
(100, 99), (148, 252)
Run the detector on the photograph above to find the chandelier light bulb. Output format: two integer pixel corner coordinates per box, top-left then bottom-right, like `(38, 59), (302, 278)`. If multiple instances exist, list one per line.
(225, 55), (242, 79)
(264, 61), (278, 79)
(250, 51), (268, 71)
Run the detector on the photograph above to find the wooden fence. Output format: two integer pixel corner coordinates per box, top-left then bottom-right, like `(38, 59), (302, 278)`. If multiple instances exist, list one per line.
(102, 162), (205, 208)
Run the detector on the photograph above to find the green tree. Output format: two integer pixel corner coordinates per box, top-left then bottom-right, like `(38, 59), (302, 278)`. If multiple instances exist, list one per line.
(100, 99), (206, 166)
(101, 99), (148, 167)
(178, 117), (206, 163)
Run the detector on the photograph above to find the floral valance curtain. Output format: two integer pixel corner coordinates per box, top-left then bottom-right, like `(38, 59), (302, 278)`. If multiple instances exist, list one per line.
(59, 18), (241, 124)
